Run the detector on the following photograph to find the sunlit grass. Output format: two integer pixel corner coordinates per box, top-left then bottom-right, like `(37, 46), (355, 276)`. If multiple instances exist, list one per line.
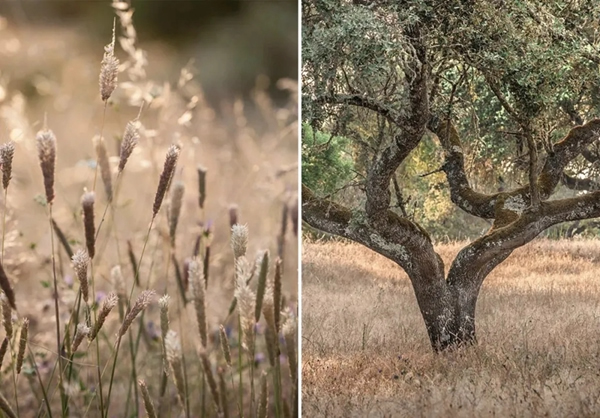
(302, 239), (600, 417)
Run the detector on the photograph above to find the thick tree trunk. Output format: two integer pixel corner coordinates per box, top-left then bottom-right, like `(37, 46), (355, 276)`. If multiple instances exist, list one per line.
(411, 277), (479, 351)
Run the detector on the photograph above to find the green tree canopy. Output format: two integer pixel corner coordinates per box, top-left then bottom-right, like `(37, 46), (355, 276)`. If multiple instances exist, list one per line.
(303, 0), (600, 239)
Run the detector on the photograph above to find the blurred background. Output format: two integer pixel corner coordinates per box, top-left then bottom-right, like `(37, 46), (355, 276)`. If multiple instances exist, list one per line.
(0, 0), (298, 106)
(0, 0), (298, 388)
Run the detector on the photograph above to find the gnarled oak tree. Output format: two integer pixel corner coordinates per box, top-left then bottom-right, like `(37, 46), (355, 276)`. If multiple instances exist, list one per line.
(302, 0), (600, 351)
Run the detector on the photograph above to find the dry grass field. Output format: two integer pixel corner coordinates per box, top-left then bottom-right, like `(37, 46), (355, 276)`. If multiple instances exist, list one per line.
(0, 5), (298, 417)
(302, 239), (600, 417)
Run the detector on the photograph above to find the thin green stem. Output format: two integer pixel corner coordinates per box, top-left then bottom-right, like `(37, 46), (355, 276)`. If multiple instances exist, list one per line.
(91, 263), (105, 416)
(249, 350), (255, 417)
(229, 366), (240, 417)
(104, 218), (154, 417)
(238, 314), (244, 418)
(103, 335), (123, 418)
(48, 204), (67, 415)
(63, 289), (83, 414)
(28, 346), (53, 418)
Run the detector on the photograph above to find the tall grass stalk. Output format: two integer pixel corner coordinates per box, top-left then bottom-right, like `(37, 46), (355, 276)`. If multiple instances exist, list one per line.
(47, 206), (68, 415)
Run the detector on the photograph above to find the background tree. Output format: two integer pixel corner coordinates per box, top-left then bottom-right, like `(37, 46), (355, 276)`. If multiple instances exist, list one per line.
(302, 0), (600, 351)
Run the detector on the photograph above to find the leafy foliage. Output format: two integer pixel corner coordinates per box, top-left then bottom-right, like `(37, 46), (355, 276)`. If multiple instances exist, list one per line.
(303, 0), (600, 239)
(302, 123), (354, 195)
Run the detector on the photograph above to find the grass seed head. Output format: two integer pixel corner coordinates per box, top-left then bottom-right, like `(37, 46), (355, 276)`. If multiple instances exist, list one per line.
(111, 265), (126, 300)
(16, 317), (28, 374)
(153, 144), (181, 218)
(231, 224), (248, 259)
(165, 330), (186, 407)
(138, 380), (157, 418)
(0, 142), (15, 190)
(118, 290), (155, 338)
(1, 294), (12, 338)
(168, 181), (185, 246)
(189, 259), (207, 347)
(72, 249), (90, 304)
(94, 135), (113, 201)
(254, 250), (269, 323)
(0, 262), (15, 311)
(197, 164), (207, 209)
(0, 337), (8, 370)
(234, 274), (256, 353)
(71, 323), (90, 353)
(36, 127), (56, 205)
(89, 292), (118, 342)
(118, 120), (140, 173)
(219, 325), (232, 367)
(81, 191), (96, 259)
(99, 21), (119, 101)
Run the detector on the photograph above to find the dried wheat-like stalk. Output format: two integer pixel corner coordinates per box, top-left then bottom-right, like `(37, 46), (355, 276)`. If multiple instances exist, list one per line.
(118, 290), (154, 338)
(158, 294), (170, 374)
(100, 20), (119, 102)
(0, 262), (15, 310)
(168, 181), (185, 246)
(274, 258), (282, 332)
(234, 273), (255, 353)
(254, 250), (269, 323)
(231, 224), (248, 259)
(94, 135), (113, 201)
(138, 380), (157, 418)
(152, 144), (181, 218)
(189, 260), (207, 347)
(36, 127), (56, 205)
(16, 317), (28, 374)
(182, 257), (191, 291)
(0, 390), (16, 418)
(71, 323), (90, 353)
(81, 192), (96, 259)
(219, 325), (231, 367)
(199, 347), (220, 412)
(218, 368), (229, 418)
(262, 282), (277, 366)
(111, 265), (126, 301)
(257, 371), (268, 418)
(235, 256), (254, 286)
(126, 240), (140, 287)
(89, 292), (118, 342)
(0, 337), (8, 370)
(0, 142), (15, 190)
(1, 294), (12, 338)
(165, 330), (186, 408)
(228, 204), (238, 228)
(197, 165), (207, 209)
(118, 120), (140, 173)
(72, 249), (90, 304)
(264, 326), (277, 367)
(283, 316), (297, 384)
